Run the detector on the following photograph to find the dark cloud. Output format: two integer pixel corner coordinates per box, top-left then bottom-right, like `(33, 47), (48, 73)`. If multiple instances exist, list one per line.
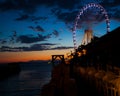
(58, 38), (62, 40)
(8, 31), (18, 44)
(0, 45), (73, 52)
(15, 14), (48, 22)
(114, 11), (120, 21)
(15, 14), (29, 21)
(0, 0), (78, 13)
(0, 46), (28, 52)
(53, 7), (104, 29)
(0, 46), (11, 52)
(0, 40), (7, 44)
(0, 31), (2, 35)
(0, 0), (120, 21)
(26, 44), (48, 51)
(0, 0), (16, 12)
(28, 26), (34, 30)
(0, 0), (36, 13)
(17, 33), (52, 44)
(31, 16), (48, 21)
(17, 35), (42, 43)
(13, 31), (17, 37)
(58, 0), (79, 9)
(35, 26), (45, 32)
(52, 46), (73, 50)
(39, 43), (57, 45)
(50, 0), (120, 28)
(52, 30), (59, 37)
(0, 35), (15, 45)
(42, 33), (52, 39)
(100, 0), (120, 7)
(0, 43), (58, 52)
(28, 25), (45, 32)
(75, 9), (106, 29)
(28, 43), (56, 51)
(51, 8), (77, 24)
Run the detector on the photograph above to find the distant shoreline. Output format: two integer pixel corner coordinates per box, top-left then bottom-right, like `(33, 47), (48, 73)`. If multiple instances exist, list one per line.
(0, 62), (21, 80)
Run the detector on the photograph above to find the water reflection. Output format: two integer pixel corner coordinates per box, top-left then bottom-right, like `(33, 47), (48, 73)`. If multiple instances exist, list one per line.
(0, 62), (52, 96)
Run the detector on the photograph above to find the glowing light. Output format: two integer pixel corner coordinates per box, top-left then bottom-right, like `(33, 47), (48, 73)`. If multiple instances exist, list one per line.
(72, 3), (110, 50)
(77, 52), (82, 57)
(82, 49), (87, 55)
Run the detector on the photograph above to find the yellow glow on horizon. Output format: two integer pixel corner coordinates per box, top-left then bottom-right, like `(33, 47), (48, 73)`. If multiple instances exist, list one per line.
(0, 49), (73, 63)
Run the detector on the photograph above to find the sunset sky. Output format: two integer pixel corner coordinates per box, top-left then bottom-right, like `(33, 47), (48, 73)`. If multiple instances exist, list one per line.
(0, 0), (120, 63)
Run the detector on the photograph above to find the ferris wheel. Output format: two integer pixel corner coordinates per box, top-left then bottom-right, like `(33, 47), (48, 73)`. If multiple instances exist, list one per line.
(72, 3), (110, 50)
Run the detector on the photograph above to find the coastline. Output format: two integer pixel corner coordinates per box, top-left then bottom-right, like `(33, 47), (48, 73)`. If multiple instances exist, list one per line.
(0, 63), (21, 80)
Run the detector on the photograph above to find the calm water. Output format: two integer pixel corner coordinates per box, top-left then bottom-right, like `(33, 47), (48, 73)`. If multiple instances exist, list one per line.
(0, 61), (52, 96)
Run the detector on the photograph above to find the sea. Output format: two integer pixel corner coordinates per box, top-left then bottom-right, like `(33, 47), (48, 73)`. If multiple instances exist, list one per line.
(0, 61), (52, 96)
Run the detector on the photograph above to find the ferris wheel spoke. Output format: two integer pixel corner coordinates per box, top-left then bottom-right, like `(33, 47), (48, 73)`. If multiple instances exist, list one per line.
(72, 3), (110, 50)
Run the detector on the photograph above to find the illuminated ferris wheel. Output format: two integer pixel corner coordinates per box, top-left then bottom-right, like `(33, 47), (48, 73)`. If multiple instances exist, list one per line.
(72, 3), (110, 50)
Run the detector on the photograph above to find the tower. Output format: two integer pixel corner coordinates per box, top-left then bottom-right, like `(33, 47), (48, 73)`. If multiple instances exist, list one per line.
(81, 28), (93, 45)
